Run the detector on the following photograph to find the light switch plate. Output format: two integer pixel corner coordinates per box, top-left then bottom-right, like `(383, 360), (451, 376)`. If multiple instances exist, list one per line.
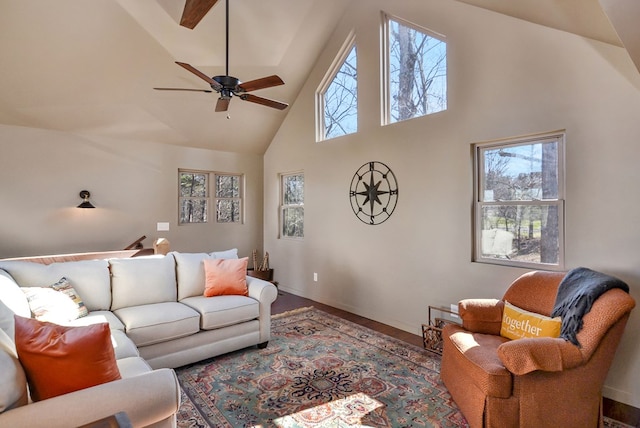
(157, 222), (170, 231)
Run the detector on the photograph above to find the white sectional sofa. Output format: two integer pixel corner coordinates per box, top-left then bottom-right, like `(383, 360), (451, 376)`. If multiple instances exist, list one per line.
(0, 250), (278, 427)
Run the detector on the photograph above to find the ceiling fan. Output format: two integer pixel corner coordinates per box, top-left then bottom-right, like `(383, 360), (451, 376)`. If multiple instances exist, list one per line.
(154, 0), (288, 112)
(179, 0), (218, 30)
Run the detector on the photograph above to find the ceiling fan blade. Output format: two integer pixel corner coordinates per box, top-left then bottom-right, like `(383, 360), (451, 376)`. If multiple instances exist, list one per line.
(237, 75), (285, 93)
(175, 62), (220, 89)
(180, 0), (219, 29)
(239, 94), (288, 110)
(154, 87), (213, 93)
(215, 97), (231, 112)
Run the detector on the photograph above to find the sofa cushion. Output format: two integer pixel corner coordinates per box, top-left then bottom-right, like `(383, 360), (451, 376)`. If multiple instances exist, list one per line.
(173, 250), (239, 300)
(116, 356), (153, 378)
(181, 295), (259, 330)
(204, 258), (249, 297)
(14, 316), (121, 401)
(109, 256), (177, 311)
(67, 310), (126, 331)
(445, 324), (512, 398)
(0, 328), (28, 412)
(113, 302), (200, 347)
(173, 252), (211, 300)
(21, 277), (89, 324)
(0, 260), (111, 311)
(110, 329), (140, 360)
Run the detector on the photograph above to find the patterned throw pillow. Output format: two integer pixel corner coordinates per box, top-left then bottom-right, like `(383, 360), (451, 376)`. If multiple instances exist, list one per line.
(22, 277), (89, 324)
(500, 301), (561, 340)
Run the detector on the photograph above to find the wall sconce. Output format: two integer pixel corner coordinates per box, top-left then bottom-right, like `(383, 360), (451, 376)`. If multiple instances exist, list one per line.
(77, 190), (95, 209)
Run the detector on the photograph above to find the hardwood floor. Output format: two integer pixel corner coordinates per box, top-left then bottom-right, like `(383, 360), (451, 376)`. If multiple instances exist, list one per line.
(272, 290), (640, 427)
(271, 290), (424, 348)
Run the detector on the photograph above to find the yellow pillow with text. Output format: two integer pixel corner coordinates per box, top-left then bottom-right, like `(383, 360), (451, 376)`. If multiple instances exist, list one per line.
(500, 301), (561, 340)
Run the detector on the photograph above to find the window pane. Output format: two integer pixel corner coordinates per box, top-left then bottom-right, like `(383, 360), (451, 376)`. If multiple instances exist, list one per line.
(324, 45), (357, 139)
(282, 207), (304, 238)
(481, 140), (559, 202)
(480, 204), (560, 264)
(180, 172), (207, 197)
(216, 199), (240, 223)
(283, 174), (304, 205)
(216, 175), (240, 198)
(180, 199), (207, 223)
(388, 18), (447, 123)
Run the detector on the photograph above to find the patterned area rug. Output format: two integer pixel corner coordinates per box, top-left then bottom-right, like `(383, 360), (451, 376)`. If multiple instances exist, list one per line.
(176, 307), (468, 427)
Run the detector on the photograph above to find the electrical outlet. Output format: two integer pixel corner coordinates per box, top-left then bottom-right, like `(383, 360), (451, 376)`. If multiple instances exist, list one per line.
(313, 273), (318, 282)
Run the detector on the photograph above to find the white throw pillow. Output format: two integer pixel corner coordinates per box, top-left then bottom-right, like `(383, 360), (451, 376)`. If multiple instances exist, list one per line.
(210, 248), (239, 259)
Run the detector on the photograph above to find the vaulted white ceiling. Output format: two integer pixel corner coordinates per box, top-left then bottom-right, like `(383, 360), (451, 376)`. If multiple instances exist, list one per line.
(0, 0), (635, 154)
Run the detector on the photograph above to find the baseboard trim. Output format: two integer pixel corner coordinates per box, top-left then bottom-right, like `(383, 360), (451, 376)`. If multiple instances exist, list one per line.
(604, 397), (640, 427)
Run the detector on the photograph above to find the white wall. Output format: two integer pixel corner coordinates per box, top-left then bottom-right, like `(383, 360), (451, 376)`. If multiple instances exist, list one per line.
(0, 125), (264, 259)
(264, 0), (640, 407)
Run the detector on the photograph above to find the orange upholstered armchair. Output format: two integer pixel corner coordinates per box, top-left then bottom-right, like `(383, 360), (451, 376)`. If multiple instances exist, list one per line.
(441, 270), (635, 428)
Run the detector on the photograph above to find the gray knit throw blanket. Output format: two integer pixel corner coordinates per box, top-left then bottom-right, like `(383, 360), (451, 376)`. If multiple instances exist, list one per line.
(551, 267), (629, 347)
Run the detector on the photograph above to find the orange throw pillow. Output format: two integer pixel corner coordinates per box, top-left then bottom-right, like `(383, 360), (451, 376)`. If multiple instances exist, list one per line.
(204, 257), (249, 297)
(14, 315), (121, 401)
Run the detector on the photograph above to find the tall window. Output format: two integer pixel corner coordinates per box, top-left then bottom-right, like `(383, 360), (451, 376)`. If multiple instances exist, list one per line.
(384, 15), (447, 124)
(474, 132), (565, 269)
(179, 170), (209, 224)
(215, 173), (243, 223)
(179, 170), (244, 224)
(281, 172), (304, 238)
(317, 34), (357, 141)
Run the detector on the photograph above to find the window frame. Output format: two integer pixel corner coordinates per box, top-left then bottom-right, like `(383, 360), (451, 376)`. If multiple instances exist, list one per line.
(381, 13), (448, 125)
(178, 169), (210, 225)
(473, 131), (566, 270)
(214, 172), (244, 224)
(316, 31), (357, 142)
(280, 171), (304, 239)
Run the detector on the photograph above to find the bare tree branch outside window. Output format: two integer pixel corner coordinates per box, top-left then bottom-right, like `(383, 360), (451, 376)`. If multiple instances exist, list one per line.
(215, 174), (242, 223)
(388, 18), (447, 123)
(179, 171), (209, 224)
(323, 45), (357, 139)
(281, 173), (304, 238)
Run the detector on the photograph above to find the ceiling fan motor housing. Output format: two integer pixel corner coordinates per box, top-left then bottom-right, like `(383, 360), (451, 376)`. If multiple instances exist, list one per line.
(213, 75), (241, 91)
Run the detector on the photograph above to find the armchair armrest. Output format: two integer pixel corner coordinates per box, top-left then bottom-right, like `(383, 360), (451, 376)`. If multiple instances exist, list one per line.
(497, 337), (583, 375)
(459, 298), (504, 335)
(0, 368), (179, 428)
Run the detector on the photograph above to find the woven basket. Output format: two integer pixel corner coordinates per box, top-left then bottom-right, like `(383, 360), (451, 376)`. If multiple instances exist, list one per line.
(247, 268), (274, 281)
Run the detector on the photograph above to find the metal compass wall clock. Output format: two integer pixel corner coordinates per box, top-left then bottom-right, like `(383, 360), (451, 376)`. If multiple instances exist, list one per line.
(349, 161), (399, 225)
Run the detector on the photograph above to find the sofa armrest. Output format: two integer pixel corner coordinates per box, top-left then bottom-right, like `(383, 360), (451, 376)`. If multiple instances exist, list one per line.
(0, 368), (179, 428)
(497, 337), (583, 375)
(247, 276), (278, 305)
(459, 299), (504, 335)
(247, 276), (278, 343)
